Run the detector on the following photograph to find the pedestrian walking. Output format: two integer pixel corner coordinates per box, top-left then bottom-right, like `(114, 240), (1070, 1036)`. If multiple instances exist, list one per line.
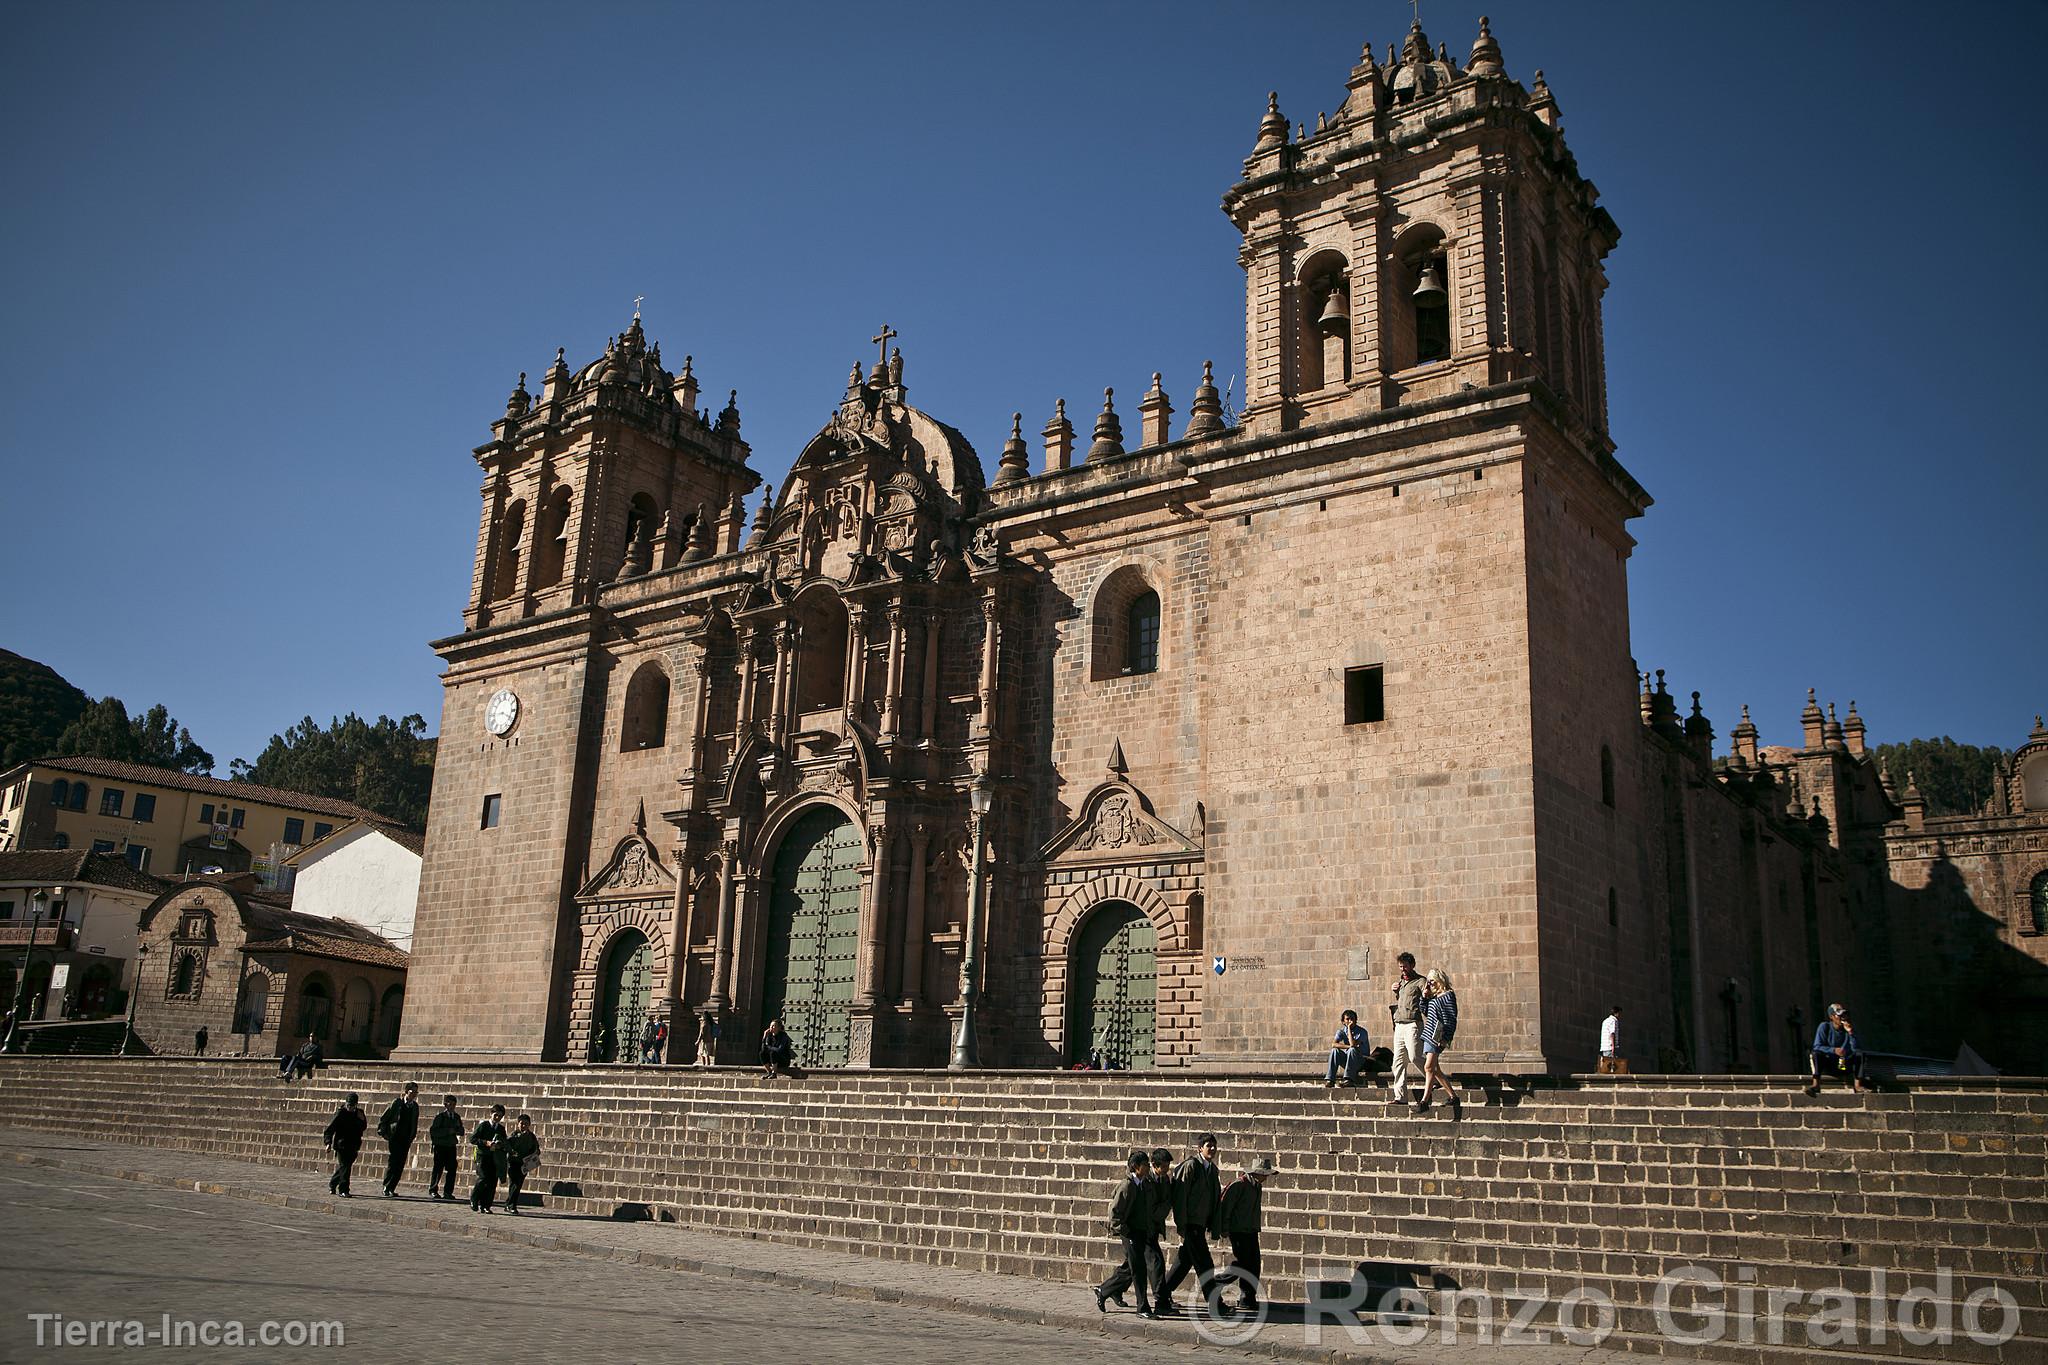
(1098, 1149), (1171, 1311)
(1156, 1132), (1223, 1315)
(502, 1114), (541, 1215)
(1598, 1006), (1625, 1073)
(1324, 1009), (1371, 1088)
(427, 1095), (463, 1200)
(469, 1103), (507, 1212)
(1387, 952), (1425, 1105)
(1805, 1003), (1868, 1095)
(376, 1082), (420, 1197)
(1217, 1156), (1277, 1314)
(1414, 968), (1461, 1118)
(322, 1092), (367, 1198)
(193, 1026), (208, 1056)
(1094, 1151), (1158, 1318)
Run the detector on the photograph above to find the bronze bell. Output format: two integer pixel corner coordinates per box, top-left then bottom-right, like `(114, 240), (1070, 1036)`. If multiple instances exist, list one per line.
(1315, 285), (1349, 335)
(1413, 259), (1446, 302)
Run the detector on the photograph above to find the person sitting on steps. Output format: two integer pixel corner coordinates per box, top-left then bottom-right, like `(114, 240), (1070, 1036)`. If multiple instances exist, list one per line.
(760, 1018), (796, 1078)
(1806, 1003), (1867, 1095)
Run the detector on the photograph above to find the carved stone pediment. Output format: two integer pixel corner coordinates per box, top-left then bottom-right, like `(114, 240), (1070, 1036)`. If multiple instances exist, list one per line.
(1041, 774), (1200, 866)
(576, 816), (675, 901)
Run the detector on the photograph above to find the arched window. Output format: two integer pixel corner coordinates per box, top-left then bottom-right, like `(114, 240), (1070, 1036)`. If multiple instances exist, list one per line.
(535, 487), (572, 589)
(1600, 745), (1616, 808)
(68, 783), (88, 811)
(493, 500), (526, 600)
(378, 985), (405, 1050)
(792, 591), (849, 715)
(1388, 227), (1450, 373)
(168, 950), (200, 999)
(297, 975), (332, 1040)
(237, 977), (270, 1034)
(1298, 251), (1350, 392)
(623, 493), (660, 577)
(1090, 566), (1162, 682)
(48, 780), (68, 808)
(1125, 592), (1160, 676)
(620, 660), (671, 751)
(342, 977), (374, 1045)
(1414, 248), (1450, 364)
(2031, 872), (2048, 936)
(49, 833), (69, 850)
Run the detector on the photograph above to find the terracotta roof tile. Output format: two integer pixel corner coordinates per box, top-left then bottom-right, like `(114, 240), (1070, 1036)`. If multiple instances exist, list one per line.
(0, 849), (171, 897)
(10, 756), (382, 823)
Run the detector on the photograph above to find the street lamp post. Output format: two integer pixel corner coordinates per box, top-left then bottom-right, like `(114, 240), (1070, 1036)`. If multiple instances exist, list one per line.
(3, 890), (49, 1054)
(949, 777), (994, 1071)
(122, 942), (150, 1056)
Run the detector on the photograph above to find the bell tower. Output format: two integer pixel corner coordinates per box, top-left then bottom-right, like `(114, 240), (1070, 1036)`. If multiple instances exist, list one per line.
(1224, 17), (1618, 437)
(464, 312), (757, 632)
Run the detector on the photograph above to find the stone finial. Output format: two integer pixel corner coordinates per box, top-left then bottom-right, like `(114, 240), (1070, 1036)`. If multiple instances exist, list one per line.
(2032, 714), (2047, 741)
(994, 413), (1030, 485)
(1343, 37), (1384, 120)
(1824, 701), (1846, 749)
(1254, 91), (1288, 152)
(1107, 738), (1129, 777)
(717, 389), (741, 435)
(1842, 700), (1866, 757)
(504, 372), (531, 421)
(746, 491), (773, 548)
(1730, 702), (1760, 766)
(1528, 69), (1560, 128)
(1801, 687), (1825, 750)
(1468, 15), (1504, 77)
(681, 502), (715, 563)
(673, 354), (699, 414)
(1138, 373), (1172, 447)
(1183, 360), (1225, 438)
(1087, 388), (1125, 462)
(1042, 398), (1075, 473)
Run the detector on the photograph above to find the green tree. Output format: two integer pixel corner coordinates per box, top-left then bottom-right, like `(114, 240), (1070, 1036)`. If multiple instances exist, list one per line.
(0, 649), (89, 767)
(129, 703), (215, 774)
(1873, 736), (2007, 818)
(232, 713), (435, 829)
(51, 695), (214, 774)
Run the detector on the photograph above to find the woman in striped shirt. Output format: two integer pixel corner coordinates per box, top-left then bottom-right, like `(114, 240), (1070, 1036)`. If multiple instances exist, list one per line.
(1415, 969), (1461, 1119)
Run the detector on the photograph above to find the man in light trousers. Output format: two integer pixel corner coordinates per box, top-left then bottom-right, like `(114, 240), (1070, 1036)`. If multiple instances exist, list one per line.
(1388, 951), (1426, 1104)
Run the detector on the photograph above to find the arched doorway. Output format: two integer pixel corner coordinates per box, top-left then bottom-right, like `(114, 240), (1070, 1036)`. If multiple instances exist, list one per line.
(297, 975), (332, 1040)
(1068, 902), (1157, 1070)
(76, 963), (115, 1017)
(597, 929), (652, 1063)
(378, 985), (405, 1051)
(763, 807), (861, 1068)
(342, 977), (374, 1045)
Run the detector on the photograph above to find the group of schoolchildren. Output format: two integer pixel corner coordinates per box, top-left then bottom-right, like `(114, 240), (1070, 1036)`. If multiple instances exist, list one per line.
(1094, 1134), (1277, 1319)
(318, 1084), (541, 1214)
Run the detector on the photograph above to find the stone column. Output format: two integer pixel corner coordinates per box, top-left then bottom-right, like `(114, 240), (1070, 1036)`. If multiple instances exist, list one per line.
(880, 604), (906, 740)
(681, 635), (715, 783)
(844, 606), (869, 718)
(899, 823), (932, 1003)
(707, 840), (738, 1012)
(856, 820), (894, 1006)
(769, 619), (797, 745)
(736, 626), (762, 734)
(975, 592), (1000, 739)
(919, 610), (941, 743)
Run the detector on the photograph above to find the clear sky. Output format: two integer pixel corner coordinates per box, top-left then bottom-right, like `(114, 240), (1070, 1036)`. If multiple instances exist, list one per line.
(2, 2), (2042, 771)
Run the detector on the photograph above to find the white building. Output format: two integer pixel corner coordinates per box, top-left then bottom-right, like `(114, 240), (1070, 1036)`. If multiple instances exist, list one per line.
(0, 849), (167, 1022)
(281, 822), (423, 949)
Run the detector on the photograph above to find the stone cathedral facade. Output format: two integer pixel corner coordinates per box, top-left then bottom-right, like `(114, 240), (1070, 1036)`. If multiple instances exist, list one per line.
(395, 22), (2043, 1074)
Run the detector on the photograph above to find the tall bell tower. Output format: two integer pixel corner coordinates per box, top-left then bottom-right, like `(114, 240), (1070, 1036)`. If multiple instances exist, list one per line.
(1225, 17), (1618, 438)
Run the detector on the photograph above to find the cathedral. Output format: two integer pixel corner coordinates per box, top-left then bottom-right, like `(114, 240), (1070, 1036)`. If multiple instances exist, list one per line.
(395, 20), (2047, 1075)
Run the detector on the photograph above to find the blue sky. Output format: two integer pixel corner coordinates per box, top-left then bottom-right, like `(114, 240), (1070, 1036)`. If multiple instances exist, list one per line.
(2, 2), (2042, 770)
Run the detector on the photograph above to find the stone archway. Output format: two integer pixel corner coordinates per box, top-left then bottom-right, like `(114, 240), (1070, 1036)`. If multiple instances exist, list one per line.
(762, 806), (862, 1068)
(597, 929), (653, 1063)
(1067, 900), (1157, 1070)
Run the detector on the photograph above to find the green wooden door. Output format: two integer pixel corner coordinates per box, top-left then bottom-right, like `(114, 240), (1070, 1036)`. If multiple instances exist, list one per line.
(600, 930), (652, 1063)
(1069, 903), (1157, 1069)
(764, 809), (862, 1067)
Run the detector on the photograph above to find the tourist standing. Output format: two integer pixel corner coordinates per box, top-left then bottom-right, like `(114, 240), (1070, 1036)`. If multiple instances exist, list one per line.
(1598, 1006), (1623, 1073)
(377, 1082), (420, 1197)
(502, 1114), (541, 1215)
(469, 1104), (507, 1212)
(427, 1095), (463, 1200)
(1387, 952), (1425, 1105)
(639, 1017), (661, 1065)
(1324, 1009), (1371, 1088)
(322, 1093), (367, 1198)
(1217, 1156), (1277, 1314)
(1156, 1132), (1222, 1314)
(1806, 1003), (1867, 1095)
(193, 1026), (208, 1056)
(1094, 1151), (1158, 1318)
(1414, 969), (1461, 1119)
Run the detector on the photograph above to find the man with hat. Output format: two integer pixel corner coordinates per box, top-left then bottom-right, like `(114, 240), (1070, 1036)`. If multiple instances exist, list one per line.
(1157, 1132), (1223, 1315)
(1094, 1150), (1159, 1318)
(1217, 1155), (1278, 1314)
(322, 1092), (367, 1198)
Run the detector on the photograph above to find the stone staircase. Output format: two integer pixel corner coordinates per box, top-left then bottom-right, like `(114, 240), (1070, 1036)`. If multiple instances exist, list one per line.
(0, 1059), (2040, 1364)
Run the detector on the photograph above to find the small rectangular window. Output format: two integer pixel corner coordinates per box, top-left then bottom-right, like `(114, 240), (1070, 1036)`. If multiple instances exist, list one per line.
(313, 822), (333, 841)
(92, 839), (117, 855)
(133, 793), (156, 823)
(1344, 665), (1385, 725)
(100, 788), (124, 817)
(127, 845), (151, 872)
(0, 901), (13, 921)
(481, 794), (502, 830)
(200, 803), (214, 824)
(283, 818), (305, 845)
(230, 808), (245, 829)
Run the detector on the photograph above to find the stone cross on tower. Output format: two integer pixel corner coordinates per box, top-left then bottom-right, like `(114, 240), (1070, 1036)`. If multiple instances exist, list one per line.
(633, 295), (645, 319)
(871, 323), (897, 368)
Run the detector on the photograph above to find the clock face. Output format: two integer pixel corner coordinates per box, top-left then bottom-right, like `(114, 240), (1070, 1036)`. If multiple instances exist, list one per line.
(484, 688), (520, 737)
